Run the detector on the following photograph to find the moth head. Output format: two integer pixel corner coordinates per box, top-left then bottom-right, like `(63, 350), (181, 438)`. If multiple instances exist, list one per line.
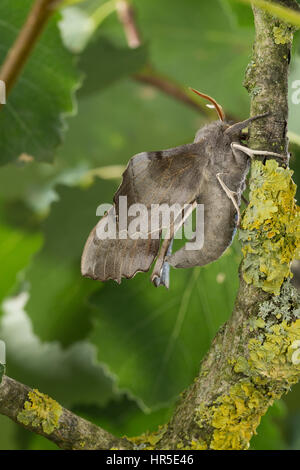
(190, 88), (225, 121)
(190, 88), (270, 145)
(224, 113), (270, 140)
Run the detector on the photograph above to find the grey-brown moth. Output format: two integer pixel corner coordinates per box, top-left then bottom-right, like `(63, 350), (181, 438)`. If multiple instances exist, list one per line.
(81, 89), (285, 288)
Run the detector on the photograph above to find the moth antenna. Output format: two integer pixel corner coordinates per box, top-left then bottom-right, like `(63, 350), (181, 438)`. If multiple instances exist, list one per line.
(190, 88), (225, 121)
(224, 112), (270, 136)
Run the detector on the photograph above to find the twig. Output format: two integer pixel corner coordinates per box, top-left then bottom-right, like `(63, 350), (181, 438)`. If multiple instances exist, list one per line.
(0, 0), (61, 101)
(134, 70), (216, 117)
(117, 0), (236, 121)
(0, 375), (133, 450)
(116, 0), (142, 49)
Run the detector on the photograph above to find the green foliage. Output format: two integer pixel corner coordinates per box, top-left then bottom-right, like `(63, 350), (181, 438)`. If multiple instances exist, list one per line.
(232, 0), (300, 28)
(0, 0), (79, 165)
(78, 37), (148, 95)
(1, 302), (115, 409)
(0, 0), (299, 450)
(129, 0), (252, 117)
(240, 161), (300, 295)
(289, 54), (300, 139)
(0, 416), (22, 450)
(24, 181), (116, 345)
(250, 401), (287, 450)
(220, 0), (254, 27)
(0, 203), (42, 318)
(89, 247), (240, 410)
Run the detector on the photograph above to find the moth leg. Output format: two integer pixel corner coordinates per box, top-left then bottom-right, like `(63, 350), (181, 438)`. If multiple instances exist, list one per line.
(151, 201), (197, 286)
(151, 237), (173, 287)
(152, 239), (173, 289)
(231, 143), (288, 164)
(216, 173), (241, 227)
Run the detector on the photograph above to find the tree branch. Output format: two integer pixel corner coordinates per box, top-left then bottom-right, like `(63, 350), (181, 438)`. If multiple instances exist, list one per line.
(0, 375), (133, 450)
(0, 0), (61, 102)
(134, 69), (220, 117)
(153, 0), (300, 450)
(116, 0), (142, 49)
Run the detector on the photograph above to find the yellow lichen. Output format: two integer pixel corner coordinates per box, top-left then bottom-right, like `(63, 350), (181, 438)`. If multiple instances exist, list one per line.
(248, 319), (300, 384)
(129, 425), (167, 450)
(273, 25), (293, 45)
(196, 381), (271, 450)
(196, 287), (300, 450)
(189, 440), (207, 450)
(17, 389), (62, 434)
(240, 160), (300, 295)
(176, 439), (207, 450)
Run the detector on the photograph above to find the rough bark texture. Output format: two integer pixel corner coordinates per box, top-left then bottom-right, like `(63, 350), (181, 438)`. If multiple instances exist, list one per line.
(0, 376), (133, 450)
(244, 0), (296, 154)
(1, 0), (300, 451)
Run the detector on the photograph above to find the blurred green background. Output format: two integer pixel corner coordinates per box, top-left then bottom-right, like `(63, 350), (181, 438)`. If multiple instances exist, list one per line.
(0, 0), (300, 450)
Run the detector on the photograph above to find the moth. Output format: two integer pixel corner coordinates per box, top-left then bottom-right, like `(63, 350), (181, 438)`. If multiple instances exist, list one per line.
(81, 89), (285, 288)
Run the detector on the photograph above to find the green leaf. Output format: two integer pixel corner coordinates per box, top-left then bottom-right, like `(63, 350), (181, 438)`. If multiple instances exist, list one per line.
(26, 434), (59, 450)
(219, 0), (254, 27)
(56, 79), (205, 169)
(74, 397), (174, 439)
(60, 6), (96, 53)
(0, 416), (20, 450)
(0, 202), (42, 317)
(60, 1), (119, 53)
(78, 37), (148, 95)
(88, 244), (241, 411)
(65, 0), (253, 118)
(0, 0), (79, 165)
(250, 401), (287, 450)
(1, 292), (115, 409)
(289, 54), (300, 141)
(126, 0), (253, 118)
(287, 411), (300, 449)
(24, 179), (118, 345)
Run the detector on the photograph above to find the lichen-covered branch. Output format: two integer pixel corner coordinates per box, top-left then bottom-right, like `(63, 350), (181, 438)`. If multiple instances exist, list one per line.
(150, 0), (300, 450)
(244, 0), (297, 153)
(0, 375), (133, 450)
(0, 0), (300, 452)
(154, 280), (300, 450)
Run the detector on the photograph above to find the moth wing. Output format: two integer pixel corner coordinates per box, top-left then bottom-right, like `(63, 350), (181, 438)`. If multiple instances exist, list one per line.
(82, 142), (207, 283)
(114, 141), (206, 209)
(81, 208), (159, 283)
